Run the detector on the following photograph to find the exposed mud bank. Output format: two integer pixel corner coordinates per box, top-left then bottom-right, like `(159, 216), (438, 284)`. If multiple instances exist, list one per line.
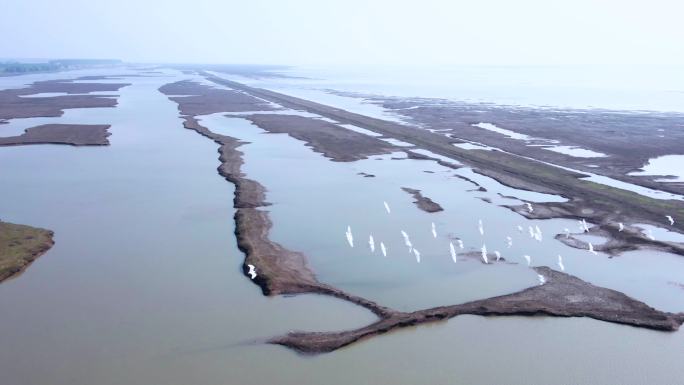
(0, 124), (110, 146)
(159, 74), (684, 355)
(401, 187), (444, 213)
(271, 267), (684, 354)
(0, 77), (129, 121)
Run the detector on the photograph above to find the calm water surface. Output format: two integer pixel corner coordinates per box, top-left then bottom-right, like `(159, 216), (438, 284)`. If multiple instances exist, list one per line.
(0, 69), (683, 385)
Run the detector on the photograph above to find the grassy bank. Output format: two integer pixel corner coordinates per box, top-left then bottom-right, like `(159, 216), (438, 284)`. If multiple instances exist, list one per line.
(0, 221), (54, 283)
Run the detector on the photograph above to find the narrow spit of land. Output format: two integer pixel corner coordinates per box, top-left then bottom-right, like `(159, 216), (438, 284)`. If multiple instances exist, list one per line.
(272, 266), (684, 354)
(160, 76), (684, 354)
(0, 221), (54, 283)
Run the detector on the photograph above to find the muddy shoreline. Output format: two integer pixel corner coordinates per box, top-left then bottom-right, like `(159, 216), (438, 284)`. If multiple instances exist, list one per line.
(160, 75), (684, 354)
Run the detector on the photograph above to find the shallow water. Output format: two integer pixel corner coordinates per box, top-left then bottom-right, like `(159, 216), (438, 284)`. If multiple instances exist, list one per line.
(207, 70), (414, 125)
(338, 123), (383, 137)
(0, 101), (120, 138)
(473, 122), (537, 141)
(216, 66), (684, 202)
(197, 111), (684, 313)
(2, 69), (684, 385)
(573, 233), (609, 245)
(453, 142), (495, 150)
(410, 148), (463, 167)
(471, 123), (608, 158)
(633, 223), (684, 243)
(629, 154), (684, 182)
(459, 136), (684, 201)
(0, 67), (135, 90)
(380, 137), (414, 147)
(0, 71), (376, 385)
(541, 145), (608, 158)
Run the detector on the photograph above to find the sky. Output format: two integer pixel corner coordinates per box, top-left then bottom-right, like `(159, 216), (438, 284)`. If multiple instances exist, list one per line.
(1, 0), (683, 66)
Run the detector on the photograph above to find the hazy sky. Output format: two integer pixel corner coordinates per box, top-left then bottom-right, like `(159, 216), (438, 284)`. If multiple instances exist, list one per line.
(1, 0), (683, 65)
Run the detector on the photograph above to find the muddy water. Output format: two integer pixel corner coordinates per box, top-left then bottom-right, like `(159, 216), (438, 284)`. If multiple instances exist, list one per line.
(1, 70), (684, 385)
(0, 71), (375, 385)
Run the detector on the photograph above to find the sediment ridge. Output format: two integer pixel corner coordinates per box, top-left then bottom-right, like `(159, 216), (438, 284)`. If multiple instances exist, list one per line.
(160, 75), (684, 355)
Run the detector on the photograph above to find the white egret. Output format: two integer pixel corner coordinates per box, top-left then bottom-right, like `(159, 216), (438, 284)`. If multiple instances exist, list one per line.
(457, 239), (464, 249)
(506, 236), (513, 248)
(384, 201), (391, 214)
(666, 215), (675, 226)
(478, 219), (484, 236)
(557, 255), (565, 271)
(369, 235), (375, 253)
(526, 202), (534, 212)
(564, 228), (571, 238)
(537, 274), (546, 285)
(380, 242), (387, 257)
(413, 248), (421, 263)
(481, 244), (488, 264)
(449, 242), (457, 263)
(523, 255), (531, 266)
(345, 226), (354, 247)
(431, 222), (437, 238)
(247, 264), (257, 279)
(401, 230), (413, 252)
(517, 225), (524, 233)
(618, 222), (624, 232)
(494, 250), (501, 261)
(534, 225), (543, 242)
(588, 242), (597, 255)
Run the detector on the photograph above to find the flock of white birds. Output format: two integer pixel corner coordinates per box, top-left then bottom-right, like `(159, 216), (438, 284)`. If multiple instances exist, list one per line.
(343, 201), (677, 286)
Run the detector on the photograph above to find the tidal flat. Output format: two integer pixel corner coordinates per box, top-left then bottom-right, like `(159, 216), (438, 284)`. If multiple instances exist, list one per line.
(1, 66), (684, 385)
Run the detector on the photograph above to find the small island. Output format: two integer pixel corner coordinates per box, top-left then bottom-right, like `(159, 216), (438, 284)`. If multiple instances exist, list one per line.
(0, 221), (54, 283)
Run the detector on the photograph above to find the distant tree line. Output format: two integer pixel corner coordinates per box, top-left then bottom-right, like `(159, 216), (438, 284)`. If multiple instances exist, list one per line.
(0, 59), (122, 74)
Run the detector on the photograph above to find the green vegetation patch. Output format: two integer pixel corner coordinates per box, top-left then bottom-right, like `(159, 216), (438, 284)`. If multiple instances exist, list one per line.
(0, 221), (54, 282)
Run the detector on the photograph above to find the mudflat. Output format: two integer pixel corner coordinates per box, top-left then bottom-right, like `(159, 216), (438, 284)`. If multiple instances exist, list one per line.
(355, 94), (684, 196)
(0, 124), (111, 146)
(0, 76), (129, 146)
(159, 73), (684, 354)
(0, 77), (129, 121)
(206, 74), (684, 258)
(242, 114), (393, 162)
